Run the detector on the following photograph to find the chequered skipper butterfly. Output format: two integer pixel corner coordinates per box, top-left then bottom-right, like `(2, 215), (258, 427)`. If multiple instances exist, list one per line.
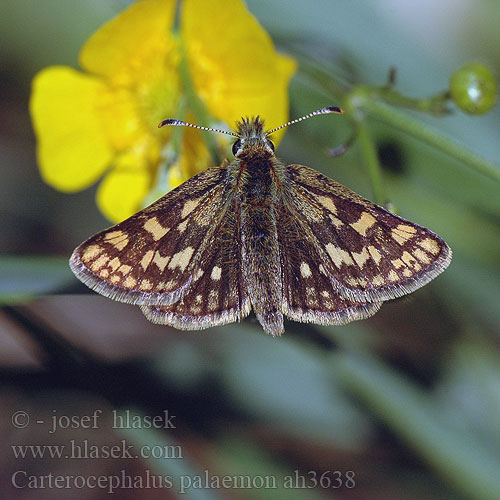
(70, 106), (451, 336)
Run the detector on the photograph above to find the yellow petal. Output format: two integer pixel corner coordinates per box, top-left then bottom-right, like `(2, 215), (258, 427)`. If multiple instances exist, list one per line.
(98, 86), (144, 151)
(182, 0), (297, 140)
(80, 0), (177, 87)
(30, 66), (113, 191)
(96, 167), (151, 222)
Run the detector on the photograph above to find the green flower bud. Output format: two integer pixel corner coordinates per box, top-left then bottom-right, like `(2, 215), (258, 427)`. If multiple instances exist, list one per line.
(449, 63), (498, 114)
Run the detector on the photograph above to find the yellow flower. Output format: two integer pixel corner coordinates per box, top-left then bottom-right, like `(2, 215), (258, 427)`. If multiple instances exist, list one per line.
(30, 0), (296, 221)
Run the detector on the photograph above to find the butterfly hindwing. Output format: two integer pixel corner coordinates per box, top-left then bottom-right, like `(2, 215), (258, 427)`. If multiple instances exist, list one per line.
(285, 164), (452, 302)
(69, 166), (231, 306)
(141, 196), (251, 329)
(276, 196), (382, 325)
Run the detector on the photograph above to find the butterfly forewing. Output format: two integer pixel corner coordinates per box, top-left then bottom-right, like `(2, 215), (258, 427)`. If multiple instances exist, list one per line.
(286, 164), (452, 302)
(141, 197), (251, 329)
(276, 196), (382, 325)
(70, 166), (231, 306)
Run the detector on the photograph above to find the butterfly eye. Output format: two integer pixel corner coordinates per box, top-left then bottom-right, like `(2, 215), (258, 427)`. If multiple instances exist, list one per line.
(232, 139), (242, 156)
(267, 140), (275, 152)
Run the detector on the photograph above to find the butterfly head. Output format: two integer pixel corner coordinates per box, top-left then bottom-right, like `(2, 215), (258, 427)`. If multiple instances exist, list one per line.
(232, 117), (275, 157)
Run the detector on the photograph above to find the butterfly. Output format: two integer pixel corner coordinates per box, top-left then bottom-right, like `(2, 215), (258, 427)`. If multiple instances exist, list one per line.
(70, 106), (451, 336)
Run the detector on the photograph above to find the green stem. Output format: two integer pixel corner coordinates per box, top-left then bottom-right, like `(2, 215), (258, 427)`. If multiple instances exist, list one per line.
(377, 88), (451, 115)
(355, 121), (387, 206)
(362, 99), (500, 183)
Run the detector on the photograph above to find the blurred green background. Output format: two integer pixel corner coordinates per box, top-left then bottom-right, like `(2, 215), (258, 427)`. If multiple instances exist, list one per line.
(1, 1), (500, 499)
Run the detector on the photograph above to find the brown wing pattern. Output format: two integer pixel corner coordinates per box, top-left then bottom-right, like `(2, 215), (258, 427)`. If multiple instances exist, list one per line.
(285, 164), (452, 302)
(141, 197), (251, 329)
(70, 166), (231, 306)
(275, 196), (382, 325)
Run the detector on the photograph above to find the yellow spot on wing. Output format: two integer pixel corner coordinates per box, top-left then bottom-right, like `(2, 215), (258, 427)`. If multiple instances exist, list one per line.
(392, 231), (409, 245)
(118, 264), (132, 275)
(372, 275), (385, 286)
(392, 258), (404, 269)
(388, 270), (399, 282)
(139, 279), (153, 291)
(143, 217), (170, 241)
(413, 248), (431, 264)
(164, 280), (177, 290)
(402, 251), (416, 266)
(104, 231), (124, 240)
(210, 266), (222, 280)
(114, 239), (128, 250)
(399, 224), (417, 234)
(418, 237), (440, 255)
(110, 275), (120, 284)
(90, 255), (109, 272)
(317, 195), (337, 214)
(402, 251), (421, 271)
(153, 251), (170, 271)
(140, 250), (154, 271)
(181, 199), (201, 218)
(177, 220), (188, 233)
(326, 243), (354, 268)
(352, 247), (370, 268)
(104, 230), (129, 250)
(168, 246), (195, 272)
(82, 245), (102, 262)
(109, 257), (121, 272)
(190, 304), (202, 314)
(347, 276), (368, 287)
(350, 212), (376, 236)
(300, 262), (312, 278)
(329, 214), (344, 228)
(123, 276), (137, 288)
(368, 246), (382, 265)
(391, 225), (416, 245)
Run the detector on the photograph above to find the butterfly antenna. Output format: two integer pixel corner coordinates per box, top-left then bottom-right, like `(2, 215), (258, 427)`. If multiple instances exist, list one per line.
(265, 106), (344, 135)
(158, 118), (239, 137)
